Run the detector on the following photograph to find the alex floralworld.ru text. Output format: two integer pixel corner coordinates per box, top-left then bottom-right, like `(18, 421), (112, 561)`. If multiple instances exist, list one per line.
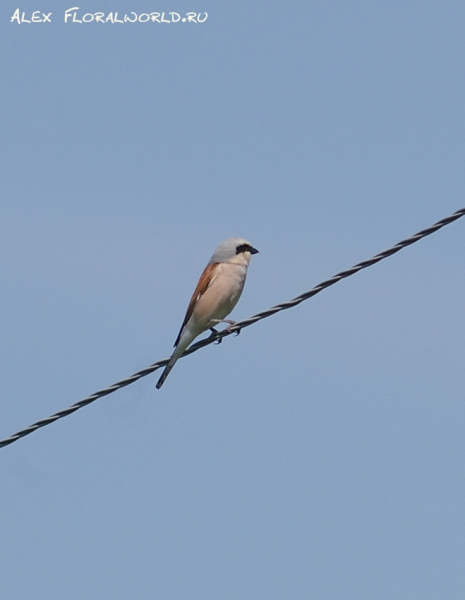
(11, 8), (208, 24)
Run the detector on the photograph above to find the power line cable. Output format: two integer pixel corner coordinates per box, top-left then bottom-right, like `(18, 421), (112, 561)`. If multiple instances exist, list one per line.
(1, 207), (464, 449)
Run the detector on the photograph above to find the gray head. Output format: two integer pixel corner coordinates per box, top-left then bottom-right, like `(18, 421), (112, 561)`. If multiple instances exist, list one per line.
(209, 237), (259, 265)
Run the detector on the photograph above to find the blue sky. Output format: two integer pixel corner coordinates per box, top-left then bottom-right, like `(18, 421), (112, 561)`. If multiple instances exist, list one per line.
(1, 1), (465, 598)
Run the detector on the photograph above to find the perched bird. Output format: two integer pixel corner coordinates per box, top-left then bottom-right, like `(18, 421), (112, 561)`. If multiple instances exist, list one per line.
(156, 237), (259, 389)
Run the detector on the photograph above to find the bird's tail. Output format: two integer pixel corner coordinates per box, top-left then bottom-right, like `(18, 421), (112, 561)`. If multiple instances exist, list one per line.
(155, 358), (177, 389)
(156, 329), (196, 389)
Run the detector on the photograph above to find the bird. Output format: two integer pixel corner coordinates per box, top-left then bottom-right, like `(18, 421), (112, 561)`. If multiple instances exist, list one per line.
(156, 237), (259, 389)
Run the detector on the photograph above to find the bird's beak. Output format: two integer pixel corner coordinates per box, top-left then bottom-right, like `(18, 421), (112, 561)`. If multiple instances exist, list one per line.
(250, 247), (259, 255)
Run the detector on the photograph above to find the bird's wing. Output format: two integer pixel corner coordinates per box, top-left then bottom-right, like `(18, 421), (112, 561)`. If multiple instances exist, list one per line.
(173, 262), (218, 347)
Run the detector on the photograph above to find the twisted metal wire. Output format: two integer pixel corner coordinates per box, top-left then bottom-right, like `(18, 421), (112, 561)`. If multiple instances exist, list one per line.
(1, 207), (464, 449)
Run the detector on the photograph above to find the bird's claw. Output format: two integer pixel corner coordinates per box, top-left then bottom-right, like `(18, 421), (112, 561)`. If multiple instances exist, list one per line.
(209, 320), (240, 340)
(225, 323), (241, 336)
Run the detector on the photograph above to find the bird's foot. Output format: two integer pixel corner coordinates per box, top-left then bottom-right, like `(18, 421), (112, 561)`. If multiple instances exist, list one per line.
(224, 321), (241, 336)
(209, 319), (240, 338)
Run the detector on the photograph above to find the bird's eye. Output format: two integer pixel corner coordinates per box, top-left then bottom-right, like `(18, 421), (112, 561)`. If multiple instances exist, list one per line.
(235, 244), (258, 255)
